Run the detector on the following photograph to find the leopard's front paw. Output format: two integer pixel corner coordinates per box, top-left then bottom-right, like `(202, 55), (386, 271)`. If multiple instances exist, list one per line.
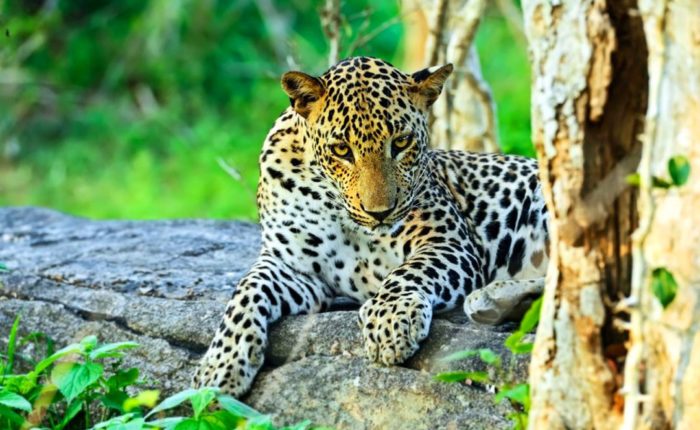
(359, 291), (432, 366)
(192, 330), (265, 398)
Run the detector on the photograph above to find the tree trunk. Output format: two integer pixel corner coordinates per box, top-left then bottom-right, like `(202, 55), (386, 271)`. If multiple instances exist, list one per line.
(401, 0), (499, 152)
(523, 0), (647, 428)
(623, 1), (700, 428)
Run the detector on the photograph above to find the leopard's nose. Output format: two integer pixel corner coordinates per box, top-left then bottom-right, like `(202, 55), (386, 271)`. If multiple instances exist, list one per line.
(362, 203), (396, 222)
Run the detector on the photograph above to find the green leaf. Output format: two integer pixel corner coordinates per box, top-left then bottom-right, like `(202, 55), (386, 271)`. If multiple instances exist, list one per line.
(122, 418), (148, 430)
(147, 388), (199, 417)
(0, 403), (26, 426)
(2, 373), (39, 396)
(173, 417), (220, 430)
(89, 342), (139, 360)
(101, 389), (129, 413)
(504, 331), (524, 351)
(625, 173), (640, 186)
(55, 400), (83, 430)
(505, 297), (542, 354)
(507, 411), (529, 430)
(0, 262), (8, 272)
(190, 387), (217, 420)
(51, 361), (103, 403)
(519, 297), (542, 333)
(80, 336), (99, 353)
(32, 342), (83, 375)
(4, 315), (21, 377)
(439, 349), (479, 363)
(245, 415), (276, 430)
(478, 349), (501, 366)
(123, 389), (160, 412)
(440, 348), (501, 366)
(90, 413), (147, 430)
(651, 267), (678, 308)
(626, 172), (681, 189)
(668, 155), (691, 186)
(652, 176), (672, 189)
(202, 410), (241, 429)
(90, 412), (135, 429)
(495, 384), (531, 411)
(433, 370), (489, 383)
(148, 416), (187, 430)
(0, 390), (32, 412)
(106, 368), (140, 391)
(215, 394), (263, 419)
(510, 342), (534, 354)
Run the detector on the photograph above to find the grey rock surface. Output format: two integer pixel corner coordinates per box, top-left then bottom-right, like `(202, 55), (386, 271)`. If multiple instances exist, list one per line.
(0, 207), (529, 430)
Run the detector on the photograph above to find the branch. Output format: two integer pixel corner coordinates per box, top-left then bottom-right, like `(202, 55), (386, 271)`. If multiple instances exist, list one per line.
(462, 54), (499, 152)
(494, 0), (526, 44)
(346, 11), (410, 57)
(424, 0), (449, 66)
(443, 0), (498, 152)
(254, 0), (290, 65)
(558, 144), (643, 241)
(446, 0), (487, 67)
(320, 0), (341, 66)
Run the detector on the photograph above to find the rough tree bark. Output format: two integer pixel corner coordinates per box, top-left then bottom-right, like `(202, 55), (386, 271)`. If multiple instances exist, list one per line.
(401, 0), (499, 152)
(622, 1), (700, 429)
(523, 0), (648, 428)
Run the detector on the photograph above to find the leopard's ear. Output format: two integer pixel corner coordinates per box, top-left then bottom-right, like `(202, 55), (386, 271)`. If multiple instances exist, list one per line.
(408, 64), (453, 109)
(281, 71), (325, 119)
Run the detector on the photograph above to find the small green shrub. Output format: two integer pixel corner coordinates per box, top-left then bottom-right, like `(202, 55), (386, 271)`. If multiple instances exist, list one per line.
(626, 154), (692, 189)
(435, 297), (542, 430)
(0, 316), (322, 430)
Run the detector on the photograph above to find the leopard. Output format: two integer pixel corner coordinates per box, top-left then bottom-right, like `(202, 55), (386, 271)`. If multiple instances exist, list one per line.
(193, 56), (549, 397)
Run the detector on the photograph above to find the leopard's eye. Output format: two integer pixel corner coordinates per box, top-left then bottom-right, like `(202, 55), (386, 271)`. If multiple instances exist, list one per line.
(391, 133), (414, 157)
(331, 143), (353, 161)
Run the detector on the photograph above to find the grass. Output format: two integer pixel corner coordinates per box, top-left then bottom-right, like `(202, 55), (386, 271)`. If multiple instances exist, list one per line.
(0, 3), (533, 221)
(1, 101), (270, 220)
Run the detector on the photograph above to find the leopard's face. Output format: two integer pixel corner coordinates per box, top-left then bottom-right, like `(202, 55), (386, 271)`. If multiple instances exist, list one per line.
(310, 60), (430, 228)
(281, 57), (453, 229)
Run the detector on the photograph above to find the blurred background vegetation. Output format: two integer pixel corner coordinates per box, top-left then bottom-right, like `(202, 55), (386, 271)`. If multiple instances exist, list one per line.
(0, 0), (532, 220)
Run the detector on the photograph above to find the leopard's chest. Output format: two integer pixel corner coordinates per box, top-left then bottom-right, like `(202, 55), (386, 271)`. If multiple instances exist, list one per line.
(333, 227), (405, 301)
(265, 214), (405, 302)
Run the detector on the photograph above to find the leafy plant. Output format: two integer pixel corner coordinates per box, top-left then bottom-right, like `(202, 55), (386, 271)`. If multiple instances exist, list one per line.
(435, 297), (542, 430)
(93, 386), (313, 430)
(668, 155), (691, 186)
(651, 267), (678, 308)
(625, 155), (688, 311)
(0, 317), (321, 430)
(0, 322), (142, 429)
(626, 154), (692, 189)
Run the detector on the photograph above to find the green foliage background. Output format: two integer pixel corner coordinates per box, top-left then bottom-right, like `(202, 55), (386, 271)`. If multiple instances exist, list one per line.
(0, 0), (532, 220)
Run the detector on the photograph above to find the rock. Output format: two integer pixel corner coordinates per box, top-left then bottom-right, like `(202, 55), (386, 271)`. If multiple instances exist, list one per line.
(246, 356), (512, 430)
(0, 207), (530, 430)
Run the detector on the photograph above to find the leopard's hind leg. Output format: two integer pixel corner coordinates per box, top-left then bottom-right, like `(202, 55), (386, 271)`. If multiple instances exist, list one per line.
(463, 278), (544, 325)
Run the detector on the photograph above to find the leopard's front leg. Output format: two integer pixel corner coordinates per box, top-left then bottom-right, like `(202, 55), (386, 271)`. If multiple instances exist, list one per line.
(193, 249), (333, 396)
(360, 239), (484, 365)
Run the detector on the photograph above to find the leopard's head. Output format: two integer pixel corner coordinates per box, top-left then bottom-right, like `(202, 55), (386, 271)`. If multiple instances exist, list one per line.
(281, 56), (452, 229)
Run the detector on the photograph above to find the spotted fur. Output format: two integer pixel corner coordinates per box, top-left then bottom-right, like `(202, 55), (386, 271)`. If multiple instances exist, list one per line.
(193, 57), (549, 396)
